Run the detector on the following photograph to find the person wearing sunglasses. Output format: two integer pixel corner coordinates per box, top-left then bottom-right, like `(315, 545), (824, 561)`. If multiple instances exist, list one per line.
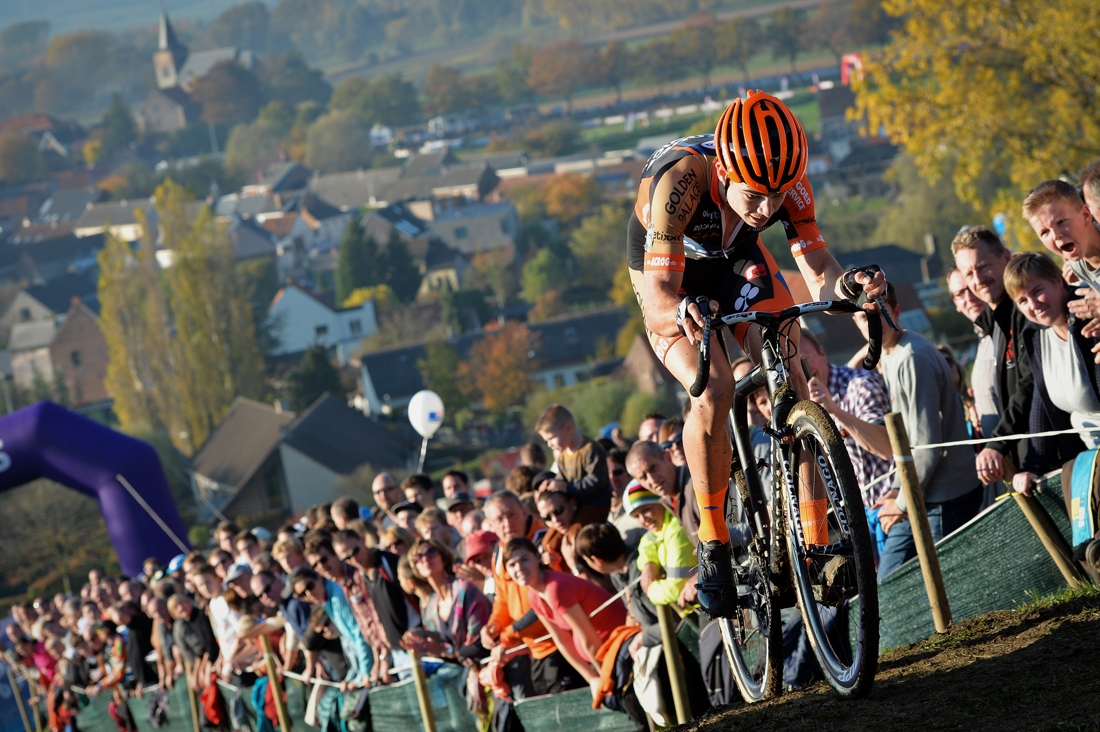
(606, 448), (645, 553)
(332, 528), (414, 686)
(402, 539), (490, 668)
(288, 566), (373, 691)
(533, 486), (576, 574)
(657, 418), (687, 468)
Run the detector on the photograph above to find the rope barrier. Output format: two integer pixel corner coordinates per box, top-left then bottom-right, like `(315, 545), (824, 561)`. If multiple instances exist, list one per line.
(909, 425), (1100, 451)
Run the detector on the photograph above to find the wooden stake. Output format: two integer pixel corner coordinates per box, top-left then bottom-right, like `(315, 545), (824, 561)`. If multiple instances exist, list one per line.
(655, 604), (691, 725)
(885, 412), (952, 633)
(408, 650), (437, 732)
(1012, 493), (1087, 587)
(260, 633), (292, 732)
(6, 665), (32, 732)
(182, 657), (201, 732)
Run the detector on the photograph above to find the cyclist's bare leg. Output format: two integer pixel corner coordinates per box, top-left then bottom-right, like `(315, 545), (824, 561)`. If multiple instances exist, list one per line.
(663, 330), (734, 544)
(740, 321), (827, 543)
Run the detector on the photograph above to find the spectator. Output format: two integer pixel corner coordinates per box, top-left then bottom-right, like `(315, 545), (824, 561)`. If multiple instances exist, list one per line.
(657, 419), (687, 468)
(626, 440), (699, 547)
(392, 501), (423, 532)
(461, 510), (484, 537)
(402, 474), (437, 510)
(190, 564), (240, 667)
(953, 225), (1034, 484)
(502, 537), (627, 696)
(1025, 179), (1100, 305)
(444, 493), (475, 536)
(626, 483), (696, 612)
(272, 537), (307, 575)
(215, 522), (242, 558)
(1004, 253), (1094, 495)
(949, 266), (1003, 460)
(250, 570), (310, 658)
(534, 487), (580, 575)
(402, 538), (490, 664)
(414, 507), (461, 551)
(1081, 158), (1100, 222)
(574, 523), (711, 724)
(853, 284), (983, 579)
(800, 329), (895, 511)
(332, 526), (419, 681)
(167, 594), (218, 686)
(455, 529), (497, 595)
(372, 473), (402, 532)
(535, 404), (612, 524)
(607, 449), (645, 551)
(331, 497), (361, 530)
(519, 442), (547, 470)
(288, 567), (373, 688)
(380, 526), (415, 557)
(637, 414), (665, 443)
(106, 601), (158, 689)
(442, 470), (470, 498)
(480, 491), (571, 732)
(506, 465), (537, 496)
(235, 531), (263, 569)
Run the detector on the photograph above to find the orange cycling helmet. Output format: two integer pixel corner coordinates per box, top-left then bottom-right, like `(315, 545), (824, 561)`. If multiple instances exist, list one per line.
(714, 90), (808, 194)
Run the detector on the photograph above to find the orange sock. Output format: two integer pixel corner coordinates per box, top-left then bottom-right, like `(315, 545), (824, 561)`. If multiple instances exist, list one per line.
(696, 487), (730, 544)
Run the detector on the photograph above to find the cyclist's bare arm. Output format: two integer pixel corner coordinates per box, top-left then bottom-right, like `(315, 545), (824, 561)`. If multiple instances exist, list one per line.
(641, 156), (712, 341)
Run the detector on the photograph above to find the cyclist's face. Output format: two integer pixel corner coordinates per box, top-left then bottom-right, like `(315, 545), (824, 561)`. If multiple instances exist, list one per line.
(726, 183), (787, 227)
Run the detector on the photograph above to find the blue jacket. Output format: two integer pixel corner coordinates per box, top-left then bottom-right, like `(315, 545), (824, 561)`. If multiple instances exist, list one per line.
(323, 578), (373, 679)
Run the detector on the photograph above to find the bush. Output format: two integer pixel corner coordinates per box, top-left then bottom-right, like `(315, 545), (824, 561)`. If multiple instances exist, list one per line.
(620, 389), (681, 438)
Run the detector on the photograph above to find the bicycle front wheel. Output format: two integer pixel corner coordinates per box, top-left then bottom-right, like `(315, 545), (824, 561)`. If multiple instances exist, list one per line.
(782, 400), (879, 698)
(719, 460), (782, 703)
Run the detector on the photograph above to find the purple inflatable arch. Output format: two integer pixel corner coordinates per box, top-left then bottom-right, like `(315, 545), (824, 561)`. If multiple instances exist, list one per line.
(0, 401), (189, 577)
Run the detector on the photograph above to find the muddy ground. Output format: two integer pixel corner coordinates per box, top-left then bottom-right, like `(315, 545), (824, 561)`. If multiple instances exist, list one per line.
(684, 587), (1100, 732)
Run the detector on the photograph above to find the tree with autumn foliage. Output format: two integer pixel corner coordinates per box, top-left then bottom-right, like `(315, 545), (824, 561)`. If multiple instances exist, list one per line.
(855, 0), (1100, 222)
(526, 40), (599, 111)
(99, 180), (265, 454)
(460, 321), (538, 414)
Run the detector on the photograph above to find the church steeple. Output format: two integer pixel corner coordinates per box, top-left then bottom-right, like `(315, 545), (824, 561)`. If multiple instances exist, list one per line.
(154, 11), (188, 89)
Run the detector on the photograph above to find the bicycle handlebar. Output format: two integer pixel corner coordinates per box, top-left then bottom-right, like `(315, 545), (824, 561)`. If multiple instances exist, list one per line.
(687, 296), (892, 398)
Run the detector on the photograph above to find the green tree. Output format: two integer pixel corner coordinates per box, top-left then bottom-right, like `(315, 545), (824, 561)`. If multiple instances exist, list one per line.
(809, 0), (853, 65)
(0, 20), (50, 55)
(304, 110), (373, 172)
(598, 42), (632, 104)
(335, 220), (377, 304)
(569, 203), (630, 290)
(418, 340), (465, 419)
(768, 7), (806, 74)
(670, 13), (720, 87)
(191, 60), (266, 126)
(0, 133), (40, 184)
(848, 0), (898, 44)
(201, 1), (278, 52)
(359, 73), (421, 127)
(522, 248), (568, 302)
(261, 51), (332, 107)
(224, 101), (295, 179)
(287, 344), (344, 411)
(101, 93), (135, 156)
(378, 229), (422, 302)
(494, 46), (533, 105)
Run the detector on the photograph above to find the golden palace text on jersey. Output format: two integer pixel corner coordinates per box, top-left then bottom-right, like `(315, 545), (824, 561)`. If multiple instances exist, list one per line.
(626, 133), (826, 274)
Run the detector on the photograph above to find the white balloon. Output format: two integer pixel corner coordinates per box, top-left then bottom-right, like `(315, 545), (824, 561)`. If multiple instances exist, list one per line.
(407, 390), (445, 438)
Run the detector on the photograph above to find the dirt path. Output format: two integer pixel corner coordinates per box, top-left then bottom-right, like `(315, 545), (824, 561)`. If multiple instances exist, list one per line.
(685, 590), (1100, 731)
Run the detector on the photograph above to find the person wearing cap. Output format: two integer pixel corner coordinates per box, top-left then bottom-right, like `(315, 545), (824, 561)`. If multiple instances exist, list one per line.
(391, 500), (422, 532)
(628, 483), (696, 612)
(455, 530), (498, 595)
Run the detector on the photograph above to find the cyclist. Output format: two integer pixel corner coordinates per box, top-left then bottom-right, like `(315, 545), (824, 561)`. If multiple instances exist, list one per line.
(627, 91), (887, 618)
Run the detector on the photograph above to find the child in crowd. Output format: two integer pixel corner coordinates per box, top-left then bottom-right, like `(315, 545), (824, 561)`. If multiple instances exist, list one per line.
(626, 483), (696, 612)
(535, 404), (612, 524)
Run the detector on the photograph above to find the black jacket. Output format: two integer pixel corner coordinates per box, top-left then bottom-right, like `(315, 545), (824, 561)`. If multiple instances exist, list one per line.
(126, 611), (159, 689)
(1019, 304), (1096, 474)
(975, 297), (1035, 463)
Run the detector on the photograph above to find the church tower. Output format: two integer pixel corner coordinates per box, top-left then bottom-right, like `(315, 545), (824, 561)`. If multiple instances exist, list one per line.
(153, 11), (188, 90)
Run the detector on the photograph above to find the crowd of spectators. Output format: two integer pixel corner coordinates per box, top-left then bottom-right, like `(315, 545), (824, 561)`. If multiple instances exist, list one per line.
(6, 170), (1100, 732)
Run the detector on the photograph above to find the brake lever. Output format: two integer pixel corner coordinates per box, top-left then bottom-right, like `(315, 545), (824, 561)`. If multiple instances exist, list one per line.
(875, 296), (900, 331)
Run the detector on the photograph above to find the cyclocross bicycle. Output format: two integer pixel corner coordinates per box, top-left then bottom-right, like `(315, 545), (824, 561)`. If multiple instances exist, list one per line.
(689, 285), (892, 702)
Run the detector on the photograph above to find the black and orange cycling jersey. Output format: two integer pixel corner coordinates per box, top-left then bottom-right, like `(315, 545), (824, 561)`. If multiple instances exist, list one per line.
(627, 134), (830, 359)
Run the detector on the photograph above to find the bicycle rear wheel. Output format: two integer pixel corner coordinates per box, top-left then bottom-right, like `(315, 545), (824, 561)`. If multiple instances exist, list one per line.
(719, 458), (782, 702)
(782, 400), (879, 698)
